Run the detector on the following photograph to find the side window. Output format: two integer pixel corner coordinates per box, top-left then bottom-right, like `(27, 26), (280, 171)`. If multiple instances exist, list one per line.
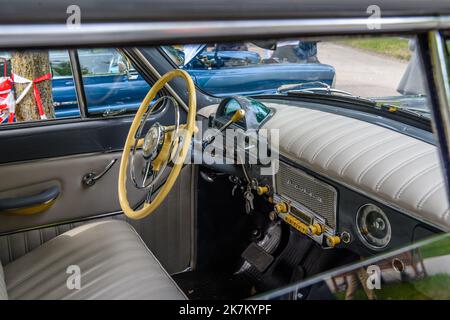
(78, 49), (151, 115)
(0, 50), (79, 125)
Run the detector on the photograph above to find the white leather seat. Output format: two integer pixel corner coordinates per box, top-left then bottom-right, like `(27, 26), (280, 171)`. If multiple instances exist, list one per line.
(0, 220), (186, 300)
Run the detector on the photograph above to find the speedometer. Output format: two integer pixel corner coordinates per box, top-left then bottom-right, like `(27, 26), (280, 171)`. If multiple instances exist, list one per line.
(217, 96), (271, 129)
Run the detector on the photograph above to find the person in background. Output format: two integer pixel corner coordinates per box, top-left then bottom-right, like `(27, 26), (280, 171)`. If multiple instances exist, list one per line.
(271, 40), (319, 63)
(397, 39), (426, 95)
(296, 41), (319, 63)
(216, 43), (248, 51)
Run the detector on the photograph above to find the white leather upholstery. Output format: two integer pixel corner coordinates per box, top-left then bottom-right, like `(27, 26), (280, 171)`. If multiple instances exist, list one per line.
(198, 102), (450, 229)
(0, 164), (194, 274)
(3, 220), (186, 300)
(261, 103), (450, 229)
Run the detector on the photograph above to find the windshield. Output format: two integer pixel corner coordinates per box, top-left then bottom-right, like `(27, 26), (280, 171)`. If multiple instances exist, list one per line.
(161, 36), (430, 118)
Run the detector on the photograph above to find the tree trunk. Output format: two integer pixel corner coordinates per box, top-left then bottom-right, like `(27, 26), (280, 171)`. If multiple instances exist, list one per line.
(11, 51), (54, 122)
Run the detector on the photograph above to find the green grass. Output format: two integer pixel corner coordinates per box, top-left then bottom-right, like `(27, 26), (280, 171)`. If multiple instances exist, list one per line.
(419, 235), (450, 259)
(337, 37), (411, 61)
(336, 274), (450, 300)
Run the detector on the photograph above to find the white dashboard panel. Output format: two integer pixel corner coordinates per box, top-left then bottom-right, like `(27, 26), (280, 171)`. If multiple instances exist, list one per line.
(261, 103), (450, 230)
(198, 102), (450, 230)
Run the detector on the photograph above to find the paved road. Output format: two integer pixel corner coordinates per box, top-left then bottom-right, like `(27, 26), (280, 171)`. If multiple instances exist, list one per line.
(317, 42), (408, 98)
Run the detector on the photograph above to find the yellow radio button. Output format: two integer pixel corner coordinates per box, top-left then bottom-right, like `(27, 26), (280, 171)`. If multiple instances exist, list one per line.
(326, 235), (341, 248)
(256, 185), (270, 196)
(274, 202), (289, 213)
(308, 223), (324, 236)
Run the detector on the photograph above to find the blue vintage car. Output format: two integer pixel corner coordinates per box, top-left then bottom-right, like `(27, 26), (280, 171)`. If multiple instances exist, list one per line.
(167, 44), (336, 97)
(52, 46), (334, 118)
(2, 46), (335, 120)
(50, 50), (152, 118)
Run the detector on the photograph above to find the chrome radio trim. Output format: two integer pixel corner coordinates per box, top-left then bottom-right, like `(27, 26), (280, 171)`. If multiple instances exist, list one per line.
(273, 161), (338, 232)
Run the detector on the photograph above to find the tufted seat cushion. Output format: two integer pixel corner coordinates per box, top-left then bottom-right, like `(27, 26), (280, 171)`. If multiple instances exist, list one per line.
(1, 220), (186, 300)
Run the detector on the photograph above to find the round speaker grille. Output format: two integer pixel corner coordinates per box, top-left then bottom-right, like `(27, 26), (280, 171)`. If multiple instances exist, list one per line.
(356, 204), (391, 250)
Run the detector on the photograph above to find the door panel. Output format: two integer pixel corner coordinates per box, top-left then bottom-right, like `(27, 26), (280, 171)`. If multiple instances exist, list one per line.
(0, 154), (195, 273)
(0, 46), (196, 274)
(0, 151), (146, 234)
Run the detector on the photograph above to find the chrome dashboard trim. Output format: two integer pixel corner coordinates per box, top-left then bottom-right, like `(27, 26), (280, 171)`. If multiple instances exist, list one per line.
(274, 161), (338, 231)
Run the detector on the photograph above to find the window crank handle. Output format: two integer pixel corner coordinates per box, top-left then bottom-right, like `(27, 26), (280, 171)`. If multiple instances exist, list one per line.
(82, 159), (117, 186)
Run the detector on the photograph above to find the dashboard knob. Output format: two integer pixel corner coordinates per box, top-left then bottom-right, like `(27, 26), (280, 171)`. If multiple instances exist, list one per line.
(326, 235), (341, 248)
(308, 223), (324, 236)
(231, 109), (246, 122)
(256, 185), (270, 195)
(274, 202), (288, 213)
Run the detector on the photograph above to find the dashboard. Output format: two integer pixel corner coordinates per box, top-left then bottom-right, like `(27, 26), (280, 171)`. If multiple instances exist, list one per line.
(201, 96), (447, 257)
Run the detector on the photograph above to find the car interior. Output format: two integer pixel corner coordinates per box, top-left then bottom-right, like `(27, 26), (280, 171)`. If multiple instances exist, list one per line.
(0, 2), (450, 301)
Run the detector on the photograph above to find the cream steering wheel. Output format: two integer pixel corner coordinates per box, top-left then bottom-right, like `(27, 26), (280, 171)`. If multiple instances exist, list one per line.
(118, 69), (196, 219)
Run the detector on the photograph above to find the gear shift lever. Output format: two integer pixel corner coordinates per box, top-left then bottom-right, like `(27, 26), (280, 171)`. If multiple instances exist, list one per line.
(202, 109), (246, 149)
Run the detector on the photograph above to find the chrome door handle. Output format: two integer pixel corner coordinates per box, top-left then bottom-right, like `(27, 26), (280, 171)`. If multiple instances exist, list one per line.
(82, 159), (117, 187)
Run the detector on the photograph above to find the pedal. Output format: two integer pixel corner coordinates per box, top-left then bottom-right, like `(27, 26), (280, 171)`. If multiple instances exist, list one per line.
(241, 242), (274, 273)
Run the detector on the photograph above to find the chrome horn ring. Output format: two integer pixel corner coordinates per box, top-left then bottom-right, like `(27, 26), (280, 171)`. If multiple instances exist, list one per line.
(130, 96), (180, 190)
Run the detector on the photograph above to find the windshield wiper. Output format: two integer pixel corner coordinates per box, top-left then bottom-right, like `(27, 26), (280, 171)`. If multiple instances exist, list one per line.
(277, 81), (334, 93)
(278, 82), (375, 104)
(277, 82), (431, 121)
(277, 81), (331, 92)
(278, 81), (364, 99)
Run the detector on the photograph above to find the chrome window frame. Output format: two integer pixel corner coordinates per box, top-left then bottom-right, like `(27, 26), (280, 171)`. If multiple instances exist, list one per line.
(0, 16), (449, 49)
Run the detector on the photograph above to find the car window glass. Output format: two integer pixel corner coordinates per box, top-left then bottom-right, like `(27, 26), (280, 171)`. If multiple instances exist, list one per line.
(257, 233), (450, 300)
(0, 49), (79, 125)
(162, 37), (430, 119)
(78, 48), (151, 116)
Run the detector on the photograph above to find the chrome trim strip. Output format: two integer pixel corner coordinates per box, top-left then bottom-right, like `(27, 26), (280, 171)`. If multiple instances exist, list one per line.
(275, 161), (338, 230)
(429, 32), (450, 167)
(0, 16), (450, 48)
